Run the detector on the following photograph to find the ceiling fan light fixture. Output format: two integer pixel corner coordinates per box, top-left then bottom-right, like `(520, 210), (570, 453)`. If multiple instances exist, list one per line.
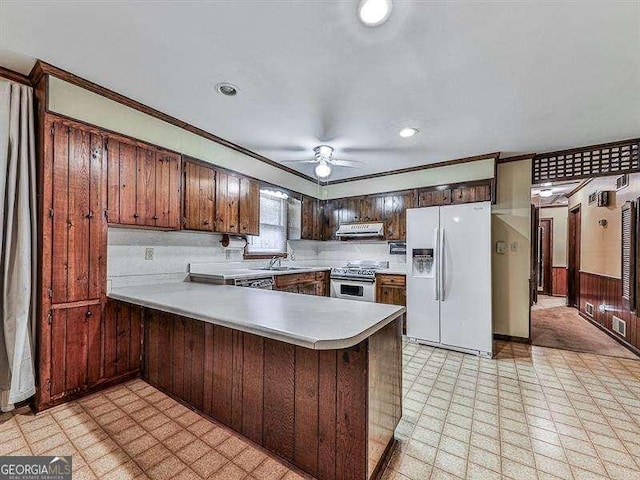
(358, 0), (393, 27)
(314, 145), (334, 160)
(315, 161), (332, 178)
(399, 127), (419, 138)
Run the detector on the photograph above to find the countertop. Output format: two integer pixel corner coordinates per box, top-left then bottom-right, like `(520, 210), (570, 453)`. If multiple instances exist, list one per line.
(108, 281), (405, 350)
(189, 265), (330, 282)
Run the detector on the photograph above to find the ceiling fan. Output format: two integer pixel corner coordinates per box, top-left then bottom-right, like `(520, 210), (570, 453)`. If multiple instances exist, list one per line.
(282, 145), (362, 179)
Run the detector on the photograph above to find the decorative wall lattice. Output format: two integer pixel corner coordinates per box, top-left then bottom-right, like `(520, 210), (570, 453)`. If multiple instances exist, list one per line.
(532, 139), (640, 184)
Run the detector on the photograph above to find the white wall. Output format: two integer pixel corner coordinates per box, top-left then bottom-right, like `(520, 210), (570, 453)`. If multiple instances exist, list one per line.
(324, 159), (495, 199)
(491, 159), (532, 339)
(539, 206), (568, 267)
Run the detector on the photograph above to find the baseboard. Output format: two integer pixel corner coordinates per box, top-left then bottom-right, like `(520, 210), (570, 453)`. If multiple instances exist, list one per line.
(578, 312), (640, 358)
(494, 333), (531, 344)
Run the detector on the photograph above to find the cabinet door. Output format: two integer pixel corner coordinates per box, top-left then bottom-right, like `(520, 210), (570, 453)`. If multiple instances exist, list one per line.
(50, 122), (106, 304)
(297, 282), (318, 296)
(103, 300), (143, 380)
(301, 196), (323, 240)
(155, 152), (182, 229)
(50, 303), (101, 398)
(239, 177), (260, 235)
(109, 139), (138, 225)
(383, 192), (414, 240)
(136, 147), (157, 225)
(215, 170), (240, 233)
(184, 161), (215, 231)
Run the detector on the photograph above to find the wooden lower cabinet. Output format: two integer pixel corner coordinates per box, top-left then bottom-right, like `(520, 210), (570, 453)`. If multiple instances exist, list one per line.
(36, 299), (142, 410)
(273, 271), (329, 296)
(142, 307), (403, 480)
(376, 274), (407, 333)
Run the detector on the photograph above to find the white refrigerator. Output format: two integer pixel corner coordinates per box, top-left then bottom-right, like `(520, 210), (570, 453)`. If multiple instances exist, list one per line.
(406, 202), (492, 357)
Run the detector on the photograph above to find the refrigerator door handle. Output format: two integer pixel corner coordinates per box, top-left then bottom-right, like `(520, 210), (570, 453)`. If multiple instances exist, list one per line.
(440, 227), (446, 301)
(434, 227), (439, 300)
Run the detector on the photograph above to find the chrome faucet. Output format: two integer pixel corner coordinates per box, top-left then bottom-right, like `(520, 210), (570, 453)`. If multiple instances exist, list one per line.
(267, 256), (281, 269)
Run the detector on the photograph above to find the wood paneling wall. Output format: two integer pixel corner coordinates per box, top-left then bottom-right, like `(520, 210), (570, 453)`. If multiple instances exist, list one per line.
(143, 308), (400, 480)
(579, 271), (640, 352)
(552, 267), (567, 296)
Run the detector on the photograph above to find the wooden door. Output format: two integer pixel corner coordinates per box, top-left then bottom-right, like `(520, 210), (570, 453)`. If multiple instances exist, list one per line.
(530, 205), (539, 306)
(215, 170), (240, 233)
(50, 122), (106, 304)
(50, 303), (101, 398)
(239, 177), (260, 235)
(539, 218), (553, 295)
(155, 152), (182, 229)
(184, 161), (215, 231)
(136, 147), (157, 225)
(568, 205), (581, 307)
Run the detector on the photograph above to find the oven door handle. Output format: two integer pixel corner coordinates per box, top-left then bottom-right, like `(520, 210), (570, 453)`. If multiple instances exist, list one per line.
(330, 277), (376, 284)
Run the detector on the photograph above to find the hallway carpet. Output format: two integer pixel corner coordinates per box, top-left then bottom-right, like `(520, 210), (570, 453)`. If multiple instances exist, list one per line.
(531, 305), (639, 360)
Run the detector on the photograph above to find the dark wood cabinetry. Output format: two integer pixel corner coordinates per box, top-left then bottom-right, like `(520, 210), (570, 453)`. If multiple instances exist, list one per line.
(183, 159), (216, 231)
(37, 115), (144, 410)
(274, 271), (330, 296)
(106, 138), (181, 229)
(418, 181), (492, 207)
(239, 176), (260, 235)
(215, 169), (241, 234)
(376, 274), (407, 333)
(301, 195), (323, 240)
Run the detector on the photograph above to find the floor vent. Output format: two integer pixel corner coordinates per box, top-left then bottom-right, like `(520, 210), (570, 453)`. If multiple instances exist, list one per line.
(612, 316), (626, 337)
(585, 302), (594, 317)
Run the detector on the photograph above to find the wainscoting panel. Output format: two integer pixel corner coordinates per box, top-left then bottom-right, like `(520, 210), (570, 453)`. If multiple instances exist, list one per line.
(552, 267), (567, 296)
(579, 271), (639, 350)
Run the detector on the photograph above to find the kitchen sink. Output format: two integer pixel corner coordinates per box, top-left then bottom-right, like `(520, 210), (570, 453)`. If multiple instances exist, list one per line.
(255, 266), (309, 271)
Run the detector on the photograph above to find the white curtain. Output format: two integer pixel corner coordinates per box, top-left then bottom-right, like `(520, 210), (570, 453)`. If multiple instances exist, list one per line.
(0, 80), (37, 411)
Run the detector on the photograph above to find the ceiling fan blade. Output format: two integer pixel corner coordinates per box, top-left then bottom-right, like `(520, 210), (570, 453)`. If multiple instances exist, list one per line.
(330, 159), (362, 168)
(281, 159), (318, 164)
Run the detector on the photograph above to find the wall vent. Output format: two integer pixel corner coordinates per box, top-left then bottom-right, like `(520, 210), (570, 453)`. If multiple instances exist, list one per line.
(612, 315), (626, 337)
(585, 302), (594, 317)
(616, 174), (629, 190)
(588, 192), (597, 205)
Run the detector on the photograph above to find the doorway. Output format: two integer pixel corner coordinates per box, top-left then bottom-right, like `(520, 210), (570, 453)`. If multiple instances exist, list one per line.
(537, 218), (553, 295)
(567, 205), (581, 308)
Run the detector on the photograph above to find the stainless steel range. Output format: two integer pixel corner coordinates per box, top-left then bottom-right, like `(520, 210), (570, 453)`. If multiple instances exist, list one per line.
(330, 261), (389, 302)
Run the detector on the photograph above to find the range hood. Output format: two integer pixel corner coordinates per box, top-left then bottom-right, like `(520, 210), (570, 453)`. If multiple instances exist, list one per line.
(335, 222), (384, 238)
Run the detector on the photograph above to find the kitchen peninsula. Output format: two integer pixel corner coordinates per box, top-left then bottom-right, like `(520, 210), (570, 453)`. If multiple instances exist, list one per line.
(108, 281), (404, 480)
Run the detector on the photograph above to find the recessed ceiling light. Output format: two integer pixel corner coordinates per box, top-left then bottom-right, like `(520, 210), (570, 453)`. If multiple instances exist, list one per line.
(539, 189), (553, 198)
(358, 0), (393, 27)
(399, 127), (419, 138)
(215, 82), (238, 96)
(315, 161), (332, 178)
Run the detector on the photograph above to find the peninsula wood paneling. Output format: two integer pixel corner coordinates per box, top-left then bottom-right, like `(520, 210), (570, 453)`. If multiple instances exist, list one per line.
(142, 307), (399, 480)
(552, 267), (568, 296)
(579, 271), (639, 351)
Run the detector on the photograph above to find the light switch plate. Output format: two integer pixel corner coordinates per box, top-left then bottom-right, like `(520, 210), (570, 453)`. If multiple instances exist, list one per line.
(510, 242), (519, 252)
(145, 248), (154, 260)
(496, 241), (507, 254)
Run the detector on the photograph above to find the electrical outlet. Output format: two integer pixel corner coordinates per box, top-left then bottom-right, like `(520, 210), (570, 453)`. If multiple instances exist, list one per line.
(225, 250), (232, 260)
(145, 248), (154, 260)
(496, 241), (507, 254)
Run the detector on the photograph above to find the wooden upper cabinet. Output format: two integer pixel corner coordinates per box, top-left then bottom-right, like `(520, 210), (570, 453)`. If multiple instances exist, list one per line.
(184, 159), (216, 231)
(301, 195), (323, 240)
(215, 169), (240, 234)
(49, 120), (107, 304)
(154, 152), (182, 229)
(106, 138), (181, 229)
(239, 177), (260, 236)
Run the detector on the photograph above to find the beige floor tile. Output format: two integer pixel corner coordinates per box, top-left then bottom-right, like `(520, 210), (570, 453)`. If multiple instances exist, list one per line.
(191, 449), (229, 478)
(146, 454), (186, 480)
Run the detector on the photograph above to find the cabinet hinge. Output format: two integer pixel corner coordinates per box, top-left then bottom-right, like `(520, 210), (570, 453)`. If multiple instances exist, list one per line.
(49, 208), (54, 218)
(50, 125), (54, 136)
(46, 379), (51, 391)
(104, 209), (109, 219)
(104, 139), (108, 152)
(47, 311), (52, 324)
(47, 288), (53, 299)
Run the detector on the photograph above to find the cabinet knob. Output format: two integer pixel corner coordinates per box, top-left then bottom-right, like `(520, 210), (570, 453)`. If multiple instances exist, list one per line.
(203, 220), (210, 225)
(86, 212), (94, 219)
(153, 215), (159, 220)
(85, 310), (93, 318)
(133, 213), (140, 218)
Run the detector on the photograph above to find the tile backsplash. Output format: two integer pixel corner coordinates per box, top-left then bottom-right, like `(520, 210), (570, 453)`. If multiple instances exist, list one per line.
(107, 228), (405, 289)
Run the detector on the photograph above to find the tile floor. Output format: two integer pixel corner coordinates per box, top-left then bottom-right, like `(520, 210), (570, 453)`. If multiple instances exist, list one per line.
(1, 340), (639, 480)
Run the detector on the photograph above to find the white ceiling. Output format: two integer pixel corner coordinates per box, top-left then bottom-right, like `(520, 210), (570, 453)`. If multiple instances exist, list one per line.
(531, 180), (582, 207)
(2, 1), (639, 181)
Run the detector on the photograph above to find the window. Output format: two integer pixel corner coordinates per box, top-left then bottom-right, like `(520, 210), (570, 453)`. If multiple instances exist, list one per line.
(246, 190), (288, 256)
